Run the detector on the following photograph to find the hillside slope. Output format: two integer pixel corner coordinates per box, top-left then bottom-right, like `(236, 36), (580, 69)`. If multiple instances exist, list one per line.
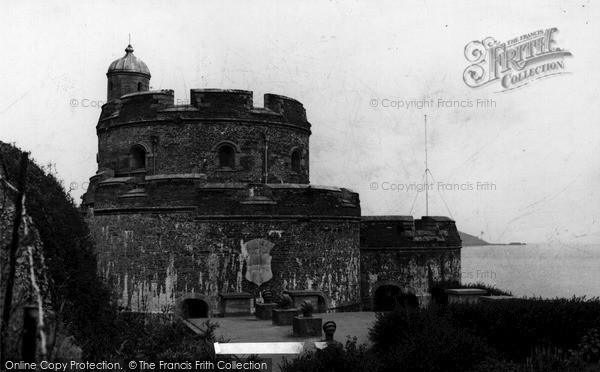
(458, 231), (490, 246)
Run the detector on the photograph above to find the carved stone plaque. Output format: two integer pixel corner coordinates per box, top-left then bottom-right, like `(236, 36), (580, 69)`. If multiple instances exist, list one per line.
(244, 238), (274, 285)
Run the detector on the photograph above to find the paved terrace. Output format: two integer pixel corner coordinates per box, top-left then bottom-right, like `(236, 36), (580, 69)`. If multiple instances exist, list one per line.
(186, 312), (378, 372)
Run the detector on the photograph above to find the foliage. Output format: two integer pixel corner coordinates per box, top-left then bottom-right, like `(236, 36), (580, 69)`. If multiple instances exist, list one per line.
(108, 314), (221, 363)
(577, 328), (600, 363)
(280, 337), (380, 372)
(283, 295), (600, 371)
(447, 296), (600, 361)
(368, 308), (497, 371)
(523, 346), (588, 372)
(0, 141), (115, 359)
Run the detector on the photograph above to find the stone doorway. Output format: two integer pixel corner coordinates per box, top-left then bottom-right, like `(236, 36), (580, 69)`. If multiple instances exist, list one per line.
(180, 298), (209, 319)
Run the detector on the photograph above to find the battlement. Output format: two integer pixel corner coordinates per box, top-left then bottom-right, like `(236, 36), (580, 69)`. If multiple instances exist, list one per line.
(100, 90), (174, 121)
(190, 89), (253, 110)
(361, 215), (462, 249)
(99, 89), (309, 130)
(263, 93), (307, 124)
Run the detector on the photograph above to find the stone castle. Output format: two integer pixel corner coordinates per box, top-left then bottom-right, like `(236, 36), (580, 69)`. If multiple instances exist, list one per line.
(82, 44), (461, 317)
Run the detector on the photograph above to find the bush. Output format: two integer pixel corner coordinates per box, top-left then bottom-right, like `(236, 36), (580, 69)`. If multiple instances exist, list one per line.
(281, 294), (600, 371)
(447, 297), (600, 361)
(109, 314), (222, 363)
(369, 308), (497, 371)
(280, 337), (380, 372)
(98, 312), (265, 370)
(282, 285), (600, 371)
(577, 328), (600, 363)
(523, 346), (588, 372)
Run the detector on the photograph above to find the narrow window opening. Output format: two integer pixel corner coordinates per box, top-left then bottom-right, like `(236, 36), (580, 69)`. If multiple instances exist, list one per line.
(218, 145), (235, 169)
(291, 150), (301, 173)
(130, 145), (146, 169)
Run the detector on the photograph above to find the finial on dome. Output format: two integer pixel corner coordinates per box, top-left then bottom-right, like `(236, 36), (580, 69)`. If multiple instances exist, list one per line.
(125, 44), (134, 53)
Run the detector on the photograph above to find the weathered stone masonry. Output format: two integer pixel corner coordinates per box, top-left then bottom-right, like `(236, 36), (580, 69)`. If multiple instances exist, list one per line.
(90, 213), (361, 313)
(82, 44), (460, 316)
(88, 184), (362, 313)
(360, 216), (461, 309)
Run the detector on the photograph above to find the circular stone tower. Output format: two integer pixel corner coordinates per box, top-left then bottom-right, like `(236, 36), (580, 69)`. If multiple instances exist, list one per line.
(83, 45), (361, 316)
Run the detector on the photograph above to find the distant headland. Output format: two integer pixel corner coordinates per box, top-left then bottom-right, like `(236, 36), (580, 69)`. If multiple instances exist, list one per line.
(459, 231), (526, 246)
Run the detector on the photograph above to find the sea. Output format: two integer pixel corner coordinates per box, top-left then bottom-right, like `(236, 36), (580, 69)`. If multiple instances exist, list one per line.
(461, 244), (600, 299)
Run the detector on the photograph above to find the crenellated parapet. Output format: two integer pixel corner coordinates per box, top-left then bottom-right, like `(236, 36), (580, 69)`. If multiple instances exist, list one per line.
(98, 89), (310, 132)
(359, 215), (462, 309)
(361, 215), (462, 249)
(100, 90), (175, 122)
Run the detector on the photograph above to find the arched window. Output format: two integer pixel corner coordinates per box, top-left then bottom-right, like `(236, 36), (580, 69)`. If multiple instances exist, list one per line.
(130, 145), (146, 169)
(108, 81), (114, 92)
(291, 150), (301, 173)
(137, 82), (142, 91)
(218, 144), (235, 169)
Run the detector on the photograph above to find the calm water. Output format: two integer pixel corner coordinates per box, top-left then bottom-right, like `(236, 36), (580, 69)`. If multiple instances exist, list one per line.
(461, 244), (600, 299)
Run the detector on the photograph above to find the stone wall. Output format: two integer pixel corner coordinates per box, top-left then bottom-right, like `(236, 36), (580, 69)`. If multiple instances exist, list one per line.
(95, 90), (311, 184)
(360, 248), (461, 308)
(88, 212), (361, 314)
(97, 121), (309, 183)
(360, 216), (462, 308)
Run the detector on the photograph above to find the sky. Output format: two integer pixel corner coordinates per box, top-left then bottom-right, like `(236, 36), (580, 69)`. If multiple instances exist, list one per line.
(0, 0), (598, 245)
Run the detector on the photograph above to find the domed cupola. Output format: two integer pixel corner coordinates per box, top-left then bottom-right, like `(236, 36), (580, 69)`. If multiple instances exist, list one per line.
(106, 44), (151, 101)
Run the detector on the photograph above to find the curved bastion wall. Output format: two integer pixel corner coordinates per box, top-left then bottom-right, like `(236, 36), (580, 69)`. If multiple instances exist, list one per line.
(85, 181), (361, 314)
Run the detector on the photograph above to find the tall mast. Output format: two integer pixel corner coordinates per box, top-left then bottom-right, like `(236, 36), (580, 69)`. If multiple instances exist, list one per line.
(425, 115), (429, 216)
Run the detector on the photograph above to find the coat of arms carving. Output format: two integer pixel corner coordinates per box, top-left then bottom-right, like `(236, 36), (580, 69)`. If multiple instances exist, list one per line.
(242, 238), (274, 285)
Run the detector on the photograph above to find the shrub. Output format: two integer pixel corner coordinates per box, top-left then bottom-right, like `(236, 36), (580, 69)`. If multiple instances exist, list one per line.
(577, 328), (600, 363)
(524, 346), (586, 372)
(280, 337), (380, 372)
(110, 314), (223, 363)
(282, 295), (600, 371)
(369, 308), (497, 371)
(447, 297), (600, 362)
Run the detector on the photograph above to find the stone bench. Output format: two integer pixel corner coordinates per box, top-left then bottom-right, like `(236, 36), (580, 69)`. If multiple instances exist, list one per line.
(445, 288), (487, 304)
(219, 292), (253, 316)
